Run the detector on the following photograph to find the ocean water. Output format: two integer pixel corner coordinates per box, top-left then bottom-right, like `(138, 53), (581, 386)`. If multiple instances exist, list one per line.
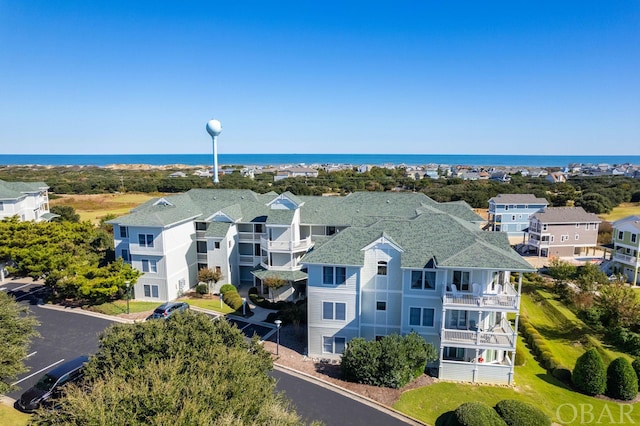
(0, 153), (638, 168)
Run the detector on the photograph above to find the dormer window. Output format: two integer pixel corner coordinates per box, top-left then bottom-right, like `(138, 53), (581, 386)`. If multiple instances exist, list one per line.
(377, 261), (388, 276)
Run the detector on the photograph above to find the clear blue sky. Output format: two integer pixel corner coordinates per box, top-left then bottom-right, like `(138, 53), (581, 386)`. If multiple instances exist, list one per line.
(1, 1), (638, 155)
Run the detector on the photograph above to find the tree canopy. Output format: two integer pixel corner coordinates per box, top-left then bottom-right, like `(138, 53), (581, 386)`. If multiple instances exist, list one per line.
(0, 291), (39, 394)
(33, 311), (311, 425)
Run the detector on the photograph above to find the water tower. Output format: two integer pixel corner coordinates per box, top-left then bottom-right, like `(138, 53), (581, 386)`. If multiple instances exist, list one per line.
(206, 119), (222, 183)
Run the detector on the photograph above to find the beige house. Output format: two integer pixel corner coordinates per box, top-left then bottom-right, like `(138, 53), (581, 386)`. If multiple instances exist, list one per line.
(526, 207), (601, 258)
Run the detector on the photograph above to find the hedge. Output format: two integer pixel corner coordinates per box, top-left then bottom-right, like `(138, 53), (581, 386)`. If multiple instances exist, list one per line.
(453, 402), (506, 426)
(494, 400), (550, 426)
(222, 289), (244, 310)
(518, 314), (568, 381)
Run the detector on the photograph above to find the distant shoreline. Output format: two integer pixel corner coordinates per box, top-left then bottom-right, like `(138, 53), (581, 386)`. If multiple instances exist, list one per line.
(1, 153), (639, 169)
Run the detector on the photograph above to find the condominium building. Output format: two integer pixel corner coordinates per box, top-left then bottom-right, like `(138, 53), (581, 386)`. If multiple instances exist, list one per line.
(109, 189), (533, 384)
(0, 179), (53, 222)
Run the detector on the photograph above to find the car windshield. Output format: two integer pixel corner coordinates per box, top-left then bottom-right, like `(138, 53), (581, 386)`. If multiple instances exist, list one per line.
(35, 374), (57, 391)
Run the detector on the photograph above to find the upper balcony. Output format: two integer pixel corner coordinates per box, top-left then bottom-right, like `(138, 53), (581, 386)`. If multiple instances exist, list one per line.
(442, 282), (519, 311)
(613, 252), (640, 267)
(260, 236), (313, 253)
(440, 317), (516, 350)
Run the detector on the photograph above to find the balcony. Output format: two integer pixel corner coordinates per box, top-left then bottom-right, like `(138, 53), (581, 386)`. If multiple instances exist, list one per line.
(441, 318), (516, 350)
(613, 252), (640, 267)
(260, 236), (313, 253)
(442, 283), (519, 311)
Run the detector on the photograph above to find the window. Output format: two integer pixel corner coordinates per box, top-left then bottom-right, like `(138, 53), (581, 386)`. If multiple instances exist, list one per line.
(255, 224), (264, 233)
(322, 301), (346, 320)
(504, 205), (509, 211)
(586, 223), (590, 230)
(138, 234), (154, 247)
(195, 222), (207, 231)
(143, 284), (159, 298)
(197, 241), (207, 253)
(214, 241), (220, 249)
(576, 223), (580, 229)
(198, 263), (207, 270)
(411, 270), (436, 290)
(575, 234), (579, 240)
(377, 261), (388, 276)
(633, 234), (637, 244)
(121, 249), (130, 262)
(409, 307), (435, 327)
(511, 215), (515, 221)
(323, 336), (346, 354)
(619, 231), (624, 240)
(550, 235), (555, 242)
(322, 266), (346, 285)
(542, 224), (548, 231)
(561, 235), (569, 242)
(443, 347), (465, 361)
(448, 310), (467, 328)
(119, 226), (128, 238)
(453, 271), (470, 291)
(376, 301), (387, 311)
(326, 226), (336, 236)
(141, 259), (157, 273)
(254, 244), (261, 256)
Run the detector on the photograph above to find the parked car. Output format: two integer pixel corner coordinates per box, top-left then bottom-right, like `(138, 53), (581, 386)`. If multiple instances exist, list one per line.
(146, 301), (189, 320)
(16, 355), (89, 413)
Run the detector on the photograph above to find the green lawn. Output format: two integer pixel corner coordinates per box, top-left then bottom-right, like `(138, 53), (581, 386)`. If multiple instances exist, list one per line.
(0, 404), (30, 426)
(601, 203), (640, 222)
(179, 295), (235, 314)
(86, 300), (160, 315)
(394, 336), (640, 425)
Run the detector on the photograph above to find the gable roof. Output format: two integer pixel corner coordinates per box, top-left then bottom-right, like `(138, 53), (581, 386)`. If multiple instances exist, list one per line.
(531, 207), (601, 224)
(0, 179), (48, 200)
(489, 193), (548, 205)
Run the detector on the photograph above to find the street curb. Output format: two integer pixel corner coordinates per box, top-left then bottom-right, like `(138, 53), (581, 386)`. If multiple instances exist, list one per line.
(37, 303), (134, 324)
(273, 364), (427, 426)
(0, 395), (16, 407)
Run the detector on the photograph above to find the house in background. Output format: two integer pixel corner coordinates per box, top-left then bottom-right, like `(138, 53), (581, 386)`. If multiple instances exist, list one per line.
(487, 194), (548, 243)
(525, 207), (601, 258)
(109, 189), (533, 385)
(0, 179), (54, 222)
(546, 172), (567, 183)
(606, 215), (640, 285)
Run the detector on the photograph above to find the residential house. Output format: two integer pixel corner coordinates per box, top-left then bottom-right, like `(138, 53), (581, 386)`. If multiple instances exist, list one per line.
(546, 172), (567, 183)
(273, 167), (319, 182)
(487, 194), (548, 241)
(109, 189), (533, 385)
(607, 215), (640, 285)
(0, 179), (53, 222)
(526, 207), (601, 258)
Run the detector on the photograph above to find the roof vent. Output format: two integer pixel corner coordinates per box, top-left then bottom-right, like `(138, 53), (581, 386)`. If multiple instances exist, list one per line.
(386, 200), (390, 203)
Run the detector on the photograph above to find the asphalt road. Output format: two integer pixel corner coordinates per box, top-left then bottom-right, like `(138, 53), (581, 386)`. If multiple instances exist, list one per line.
(2, 280), (416, 425)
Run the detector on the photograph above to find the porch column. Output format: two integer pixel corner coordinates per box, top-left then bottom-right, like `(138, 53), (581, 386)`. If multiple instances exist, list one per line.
(516, 272), (523, 309)
(513, 313), (520, 348)
(473, 348), (480, 383)
(438, 345), (444, 379)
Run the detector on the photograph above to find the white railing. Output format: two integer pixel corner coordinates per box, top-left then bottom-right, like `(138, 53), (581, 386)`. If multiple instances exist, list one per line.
(442, 283), (518, 310)
(260, 236), (313, 252)
(440, 360), (514, 384)
(441, 318), (516, 349)
(614, 253), (640, 266)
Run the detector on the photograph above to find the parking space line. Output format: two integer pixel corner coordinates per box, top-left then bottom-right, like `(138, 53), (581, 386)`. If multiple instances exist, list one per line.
(8, 283), (33, 292)
(12, 359), (65, 386)
(0, 287), (6, 291)
(15, 287), (46, 301)
(26, 351), (37, 359)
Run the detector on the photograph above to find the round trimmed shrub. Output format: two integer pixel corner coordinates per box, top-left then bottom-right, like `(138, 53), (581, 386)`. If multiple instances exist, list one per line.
(222, 290), (244, 310)
(606, 357), (639, 401)
(572, 348), (606, 396)
(195, 283), (209, 295)
(514, 349), (526, 366)
(552, 366), (572, 384)
(494, 399), (551, 426)
(454, 402), (506, 426)
(219, 284), (236, 295)
(632, 358), (640, 382)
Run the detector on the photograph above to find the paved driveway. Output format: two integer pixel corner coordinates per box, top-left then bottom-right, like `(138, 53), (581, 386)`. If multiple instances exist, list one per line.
(2, 281), (417, 424)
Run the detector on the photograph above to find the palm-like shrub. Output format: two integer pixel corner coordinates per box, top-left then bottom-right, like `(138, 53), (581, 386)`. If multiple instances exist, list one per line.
(494, 399), (550, 426)
(606, 357), (639, 401)
(572, 348), (606, 396)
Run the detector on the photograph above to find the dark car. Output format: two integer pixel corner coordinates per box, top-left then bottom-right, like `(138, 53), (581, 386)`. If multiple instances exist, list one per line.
(16, 355), (89, 413)
(146, 301), (189, 320)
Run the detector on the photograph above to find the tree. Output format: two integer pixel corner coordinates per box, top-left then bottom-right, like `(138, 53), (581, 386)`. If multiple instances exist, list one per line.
(32, 312), (309, 425)
(50, 205), (80, 222)
(576, 262), (609, 293)
(0, 291), (40, 394)
(595, 282), (640, 328)
(197, 267), (223, 293)
(606, 357), (639, 401)
(263, 275), (288, 302)
(575, 193), (613, 214)
(572, 348), (606, 396)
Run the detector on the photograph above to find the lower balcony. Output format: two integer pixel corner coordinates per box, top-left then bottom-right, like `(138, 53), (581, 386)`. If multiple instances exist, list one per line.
(613, 252), (640, 267)
(440, 318), (516, 350)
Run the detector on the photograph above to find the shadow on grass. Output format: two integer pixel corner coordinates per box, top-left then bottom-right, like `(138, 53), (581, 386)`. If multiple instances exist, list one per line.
(435, 410), (456, 426)
(535, 372), (573, 390)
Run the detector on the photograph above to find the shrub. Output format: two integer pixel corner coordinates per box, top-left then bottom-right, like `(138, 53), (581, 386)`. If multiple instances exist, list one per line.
(195, 283), (209, 295)
(552, 366), (572, 384)
(222, 290), (244, 310)
(606, 357), (639, 401)
(341, 333), (437, 389)
(494, 399), (551, 426)
(219, 284), (236, 295)
(632, 358), (640, 382)
(454, 402), (506, 426)
(572, 348), (606, 396)
(514, 349), (526, 366)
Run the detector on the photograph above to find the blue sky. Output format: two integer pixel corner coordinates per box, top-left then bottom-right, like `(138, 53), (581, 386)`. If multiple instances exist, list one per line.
(1, 1), (638, 155)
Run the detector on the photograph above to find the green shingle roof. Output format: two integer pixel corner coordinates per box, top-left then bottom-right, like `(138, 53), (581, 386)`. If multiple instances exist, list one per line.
(0, 179), (48, 200)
